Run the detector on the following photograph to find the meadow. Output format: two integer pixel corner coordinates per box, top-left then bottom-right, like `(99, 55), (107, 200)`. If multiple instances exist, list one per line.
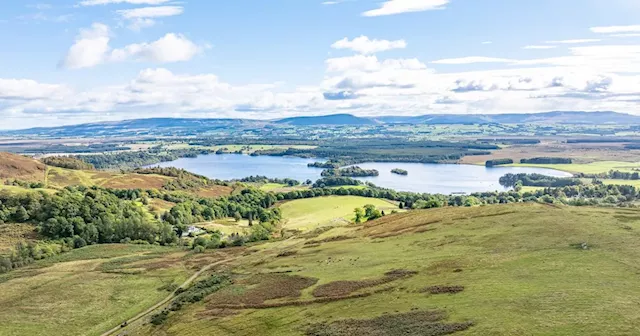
(128, 203), (640, 336)
(278, 196), (398, 231)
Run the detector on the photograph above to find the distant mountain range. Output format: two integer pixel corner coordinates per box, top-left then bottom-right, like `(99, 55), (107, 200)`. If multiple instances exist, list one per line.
(275, 114), (376, 126)
(3, 111), (639, 137)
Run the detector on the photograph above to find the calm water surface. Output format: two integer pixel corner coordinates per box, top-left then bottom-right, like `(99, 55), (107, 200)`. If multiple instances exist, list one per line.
(150, 154), (572, 195)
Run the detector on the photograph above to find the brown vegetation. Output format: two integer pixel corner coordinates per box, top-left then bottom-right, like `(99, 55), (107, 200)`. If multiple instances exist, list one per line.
(312, 269), (417, 298)
(0, 152), (46, 182)
(305, 310), (474, 336)
(205, 274), (318, 308)
(100, 174), (169, 189)
(422, 285), (465, 294)
(195, 185), (234, 198)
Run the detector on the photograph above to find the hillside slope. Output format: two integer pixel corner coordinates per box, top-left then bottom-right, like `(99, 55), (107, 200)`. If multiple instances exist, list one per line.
(129, 203), (640, 336)
(0, 152), (46, 182)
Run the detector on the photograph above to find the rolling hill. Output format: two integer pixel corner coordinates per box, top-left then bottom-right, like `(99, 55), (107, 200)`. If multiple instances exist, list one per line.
(0, 152), (46, 182)
(3, 111), (640, 137)
(275, 114), (378, 126)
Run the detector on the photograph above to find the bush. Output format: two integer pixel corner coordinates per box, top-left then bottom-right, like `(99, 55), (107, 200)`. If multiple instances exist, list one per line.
(150, 310), (169, 325)
(193, 245), (206, 253)
(73, 236), (87, 248)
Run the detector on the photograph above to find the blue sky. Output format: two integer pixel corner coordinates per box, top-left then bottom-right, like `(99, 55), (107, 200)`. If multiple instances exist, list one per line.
(1, 0), (640, 129)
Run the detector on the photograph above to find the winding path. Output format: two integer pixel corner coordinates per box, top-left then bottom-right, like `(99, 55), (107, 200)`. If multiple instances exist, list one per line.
(100, 257), (235, 336)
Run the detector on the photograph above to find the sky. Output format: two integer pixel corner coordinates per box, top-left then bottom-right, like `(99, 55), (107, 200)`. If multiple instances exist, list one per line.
(1, 0), (640, 129)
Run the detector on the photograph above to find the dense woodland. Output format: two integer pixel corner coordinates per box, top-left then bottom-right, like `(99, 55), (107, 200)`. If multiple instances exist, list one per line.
(486, 159), (514, 167)
(520, 157), (572, 164)
(75, 148), (212, 169)
(41, 156), (95, 170)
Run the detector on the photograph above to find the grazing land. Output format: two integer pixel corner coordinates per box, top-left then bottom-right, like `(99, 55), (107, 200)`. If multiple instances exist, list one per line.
(123, 203), (640, 336)
(279, 196), (398, 231)
(0, 244), (200, 336)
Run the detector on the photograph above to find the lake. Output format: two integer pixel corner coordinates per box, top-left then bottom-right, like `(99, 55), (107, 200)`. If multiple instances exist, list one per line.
(150, 154), (573, 194)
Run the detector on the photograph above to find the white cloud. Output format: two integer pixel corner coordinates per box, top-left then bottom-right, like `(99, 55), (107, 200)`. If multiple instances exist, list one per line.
(110, 33), (204, 63)
(481, 41), (492, 45)
(116, 6), (183, 30)
(331, 36), (407, 54)
(8, 35), (640, 129)
(611, 33), (640, 37)
(432, 56), (514, 64)
(79, 0), (171, 5)
(363, 0), (449, 17)
(545, 39), (601, 44)
(61, 23), (205, 69)
(116, 6), (183, 19)
(61, 23), (111, 69)
(0, 78), (71, 100)
(523, 45), (556, 50)
(591, 25), (640, 34)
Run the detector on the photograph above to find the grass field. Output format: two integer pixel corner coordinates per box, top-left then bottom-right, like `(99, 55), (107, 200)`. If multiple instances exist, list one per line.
(198, 218), (251, 236)
(521, 186), (545, 193)
(511, 161), (640, 174)
(279, 196), (398, 231)
(131, 204), (640, 336)
(259, 183), (287, 191)
(0, 244), (196, 336)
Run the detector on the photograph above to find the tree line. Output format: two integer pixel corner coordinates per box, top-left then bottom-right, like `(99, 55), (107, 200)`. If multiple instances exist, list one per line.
(576, 170), (640, 180)
(520, 157), (572, 164)
(41, 156), (95, 170)
(486, 159), (514, 167)
(499, 173), (582, 188)
(75, 148), (212, 169)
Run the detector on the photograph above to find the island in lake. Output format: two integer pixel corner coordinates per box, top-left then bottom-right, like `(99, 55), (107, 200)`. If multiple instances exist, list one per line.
(391, 168), (409, 175)
(321, 166), (379, 177)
